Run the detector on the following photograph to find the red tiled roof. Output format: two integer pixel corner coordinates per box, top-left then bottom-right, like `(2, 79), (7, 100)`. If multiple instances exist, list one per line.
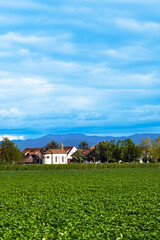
(28, 151), (37, 155)
(81, 149), (93, 156)
(71, 149), (93, 157)
(23, 148), (41, 154)
(43, 149), (67, 154)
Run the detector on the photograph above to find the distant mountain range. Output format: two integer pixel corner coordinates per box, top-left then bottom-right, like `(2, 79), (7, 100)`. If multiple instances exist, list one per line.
(13, 133), (160, 151)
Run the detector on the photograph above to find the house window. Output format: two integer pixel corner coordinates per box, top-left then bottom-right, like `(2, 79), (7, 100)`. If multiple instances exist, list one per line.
(55, 156), (57, 162)
(62, 156), (64, 163)
(47, 156), (49, 159)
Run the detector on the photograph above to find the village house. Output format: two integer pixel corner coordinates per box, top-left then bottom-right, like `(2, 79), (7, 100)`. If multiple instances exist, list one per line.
(42, 143), (77, 164)
(22, 143), (77, 164)
(22, 148), (42, 164)
(42, 149), (67, 164)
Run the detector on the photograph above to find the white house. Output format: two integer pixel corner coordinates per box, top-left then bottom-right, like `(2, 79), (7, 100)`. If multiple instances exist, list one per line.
(42, 143), (77, 164)
(42, 149), (67, 164)
(63, 146), (77, 162)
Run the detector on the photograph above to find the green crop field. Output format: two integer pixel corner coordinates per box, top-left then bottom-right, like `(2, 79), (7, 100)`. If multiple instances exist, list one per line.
(0, 168), (160, 239)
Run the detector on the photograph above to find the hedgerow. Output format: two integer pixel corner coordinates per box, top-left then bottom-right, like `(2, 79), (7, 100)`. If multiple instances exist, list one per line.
(0, 162), (160, 171)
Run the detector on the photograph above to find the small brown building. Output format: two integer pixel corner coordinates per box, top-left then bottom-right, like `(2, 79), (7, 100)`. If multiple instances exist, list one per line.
(22, 148), (42, 164)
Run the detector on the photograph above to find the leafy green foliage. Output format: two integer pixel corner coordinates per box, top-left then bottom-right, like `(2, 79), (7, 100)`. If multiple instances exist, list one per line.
(0, 162), (159, 171)
(0, 137), (23, 163)
(0, 168), (160, 239)
(152, 137), (160, 162)
(41, 140), (60, 152)
(89, 139), (140, 163)
(78, 141), (90, 149)
(138, 137), (152, 162)
(72, 150), (85, 163)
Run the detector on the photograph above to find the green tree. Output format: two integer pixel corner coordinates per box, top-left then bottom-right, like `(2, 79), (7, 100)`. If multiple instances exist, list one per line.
(72, 150), (85, 163)
(87, 139), (140, 163)
(96, 141), (108, 162)
(115, 140), (122, 161)
(0, 137), (23, 163)
(78, 141), (89, 149)
(120, 139), (140, 162)
(109, 140), (119, 162)
(152, 137), (160, 162)
(94, 141), (112, 163)
(138, 137), (152, 162)
(42, 140), (60, 152)
(87, 146), (100, 163)
(89, 140), (121, 163)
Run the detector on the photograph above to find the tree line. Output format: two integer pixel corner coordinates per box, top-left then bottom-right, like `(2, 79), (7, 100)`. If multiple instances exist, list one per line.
(1, 136), (160, 164)
(72, 137), (160, 163)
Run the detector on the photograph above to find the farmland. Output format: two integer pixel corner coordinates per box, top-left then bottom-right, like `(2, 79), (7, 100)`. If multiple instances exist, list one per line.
(0, 168), (160, 239)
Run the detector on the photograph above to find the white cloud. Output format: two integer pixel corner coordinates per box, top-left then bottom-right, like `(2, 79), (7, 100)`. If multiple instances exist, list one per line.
(0, 1), (160, 135)
(0, 32), (75, 55)
(0, 32), (51, 44)
(108, 104), (160, 124)
(0, 108), (23, 118)
(116, 18), (160, 32)
(22, 77), (45, 85)
(56, 96), (93, 110)
(130, 105), (160, 114)
(19, 49), (31, 55)
(0, 0), (50, 11)
(19, 57), (160, 89)
(102, 45), (152, 61)
(0, 135), (24, 141)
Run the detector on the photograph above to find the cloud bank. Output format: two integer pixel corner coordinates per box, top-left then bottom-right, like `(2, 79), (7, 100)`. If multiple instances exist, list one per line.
(0, 0), (160, 138)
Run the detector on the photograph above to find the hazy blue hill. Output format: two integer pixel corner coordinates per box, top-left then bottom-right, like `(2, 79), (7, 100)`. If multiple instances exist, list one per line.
(130, 133), (160, 142)
(13, 133), (160, 151)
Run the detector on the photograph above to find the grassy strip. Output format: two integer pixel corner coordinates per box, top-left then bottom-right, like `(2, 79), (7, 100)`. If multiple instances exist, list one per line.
(0, 162), (160, 171)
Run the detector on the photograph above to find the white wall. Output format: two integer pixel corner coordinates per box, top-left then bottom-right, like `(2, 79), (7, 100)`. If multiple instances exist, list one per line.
(52, 154), (67, 164)
(43, 154), (52, 164)
(43, 153), (67, 164)
(67, 147), (77, 160)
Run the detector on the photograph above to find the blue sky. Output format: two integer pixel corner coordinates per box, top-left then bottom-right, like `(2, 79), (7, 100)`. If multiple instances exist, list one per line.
(0, 0), (160, 139)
